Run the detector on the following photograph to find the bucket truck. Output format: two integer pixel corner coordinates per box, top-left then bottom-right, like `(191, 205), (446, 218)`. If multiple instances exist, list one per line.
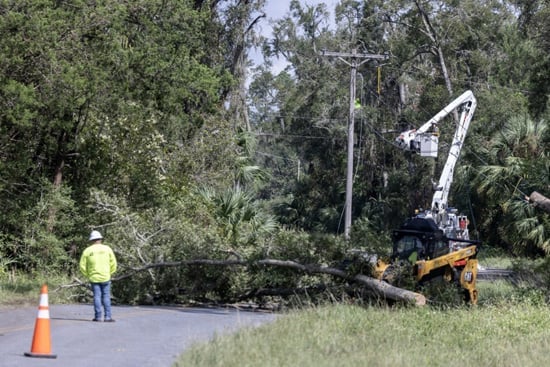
(374, 90), (480, 304)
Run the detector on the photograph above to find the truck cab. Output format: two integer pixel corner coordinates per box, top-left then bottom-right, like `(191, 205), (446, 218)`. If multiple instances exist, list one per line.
(391, 217), (450, 262)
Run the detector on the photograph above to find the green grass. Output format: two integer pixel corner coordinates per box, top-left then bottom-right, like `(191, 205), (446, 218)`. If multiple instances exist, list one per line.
(174, 302), (550, 367)
(478, 255), (514, 268)
(0, 272), (78, 308)
(477, 246), (514, 268)
(174, 261), (550, 367)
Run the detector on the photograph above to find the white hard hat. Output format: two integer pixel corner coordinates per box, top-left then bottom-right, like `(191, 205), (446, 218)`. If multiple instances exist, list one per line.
(89, 230), (103, 241)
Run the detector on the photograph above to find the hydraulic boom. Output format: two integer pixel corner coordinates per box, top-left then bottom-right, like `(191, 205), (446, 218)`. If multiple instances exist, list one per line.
(373, 91), (480, 305)
(395, 90), (477, 241)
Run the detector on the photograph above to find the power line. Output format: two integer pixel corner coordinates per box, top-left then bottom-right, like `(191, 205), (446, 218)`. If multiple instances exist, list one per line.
(249, 69), (536, 126)
(253, 132), (334, 140)
(252, 72), (541, 210)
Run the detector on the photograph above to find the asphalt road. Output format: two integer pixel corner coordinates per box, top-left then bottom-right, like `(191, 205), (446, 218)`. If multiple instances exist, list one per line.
(0, 304), (278, 367)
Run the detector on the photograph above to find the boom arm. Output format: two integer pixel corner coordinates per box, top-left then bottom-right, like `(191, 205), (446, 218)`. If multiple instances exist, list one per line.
(395, 90), (477, 230)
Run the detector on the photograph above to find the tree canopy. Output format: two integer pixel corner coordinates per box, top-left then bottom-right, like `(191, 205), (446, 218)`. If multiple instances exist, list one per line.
(0, 0), (548, 305)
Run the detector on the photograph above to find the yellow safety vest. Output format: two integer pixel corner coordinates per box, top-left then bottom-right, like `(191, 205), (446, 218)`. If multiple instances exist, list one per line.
(79, 243), (117, 283)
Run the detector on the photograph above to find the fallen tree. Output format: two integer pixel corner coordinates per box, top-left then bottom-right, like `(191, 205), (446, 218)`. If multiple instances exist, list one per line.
(527, 191), (550, 213)
(106, 258), (426, 306)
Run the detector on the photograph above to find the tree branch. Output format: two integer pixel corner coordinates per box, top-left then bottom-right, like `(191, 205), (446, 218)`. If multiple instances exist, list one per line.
(527, 191), (550, 213)
(108, 258), (426, 306)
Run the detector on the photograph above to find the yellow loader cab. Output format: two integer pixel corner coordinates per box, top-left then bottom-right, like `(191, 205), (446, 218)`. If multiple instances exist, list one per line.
(374, 217), (479, 304)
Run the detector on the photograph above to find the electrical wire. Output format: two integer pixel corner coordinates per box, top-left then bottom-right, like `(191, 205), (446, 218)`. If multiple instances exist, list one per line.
(252, 72), (541, 212)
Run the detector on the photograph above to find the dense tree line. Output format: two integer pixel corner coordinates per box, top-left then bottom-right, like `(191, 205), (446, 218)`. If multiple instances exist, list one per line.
(249, 0), (548, 253)
(0, 0), (548, 305)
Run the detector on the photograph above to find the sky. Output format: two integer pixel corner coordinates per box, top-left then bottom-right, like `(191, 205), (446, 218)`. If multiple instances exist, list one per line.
(263, 0), (337, 22)
(250, 0), (339, 74)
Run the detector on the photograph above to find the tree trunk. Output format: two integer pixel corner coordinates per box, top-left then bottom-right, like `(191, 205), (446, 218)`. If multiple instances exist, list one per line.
(414, 0), (459, 121)
(414, 0), (453, 97)
(110, 258), (426, 306)
(528, 191), (550, 213)
(47, 131), (68, 232)
(227, 2), (265, 132)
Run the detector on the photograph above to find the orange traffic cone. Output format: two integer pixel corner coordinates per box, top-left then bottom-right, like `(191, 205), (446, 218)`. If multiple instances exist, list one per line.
(24, 284), (57, 358)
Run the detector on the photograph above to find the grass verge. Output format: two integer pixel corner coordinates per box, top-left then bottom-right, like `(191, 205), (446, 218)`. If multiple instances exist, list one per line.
(174, 262), (550, 367)
(0, 272), (78, 308)
(174, 302), (550, 367)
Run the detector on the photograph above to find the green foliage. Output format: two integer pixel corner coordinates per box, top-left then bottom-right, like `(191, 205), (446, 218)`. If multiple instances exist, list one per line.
(0, 271), (76, 307)
(473, 258), (550, 307)
(82, 189), (227, 304)
(0, 0), (233, 219)
(198, 185), (278, 248)
(515, 0), (550, 116)
(472, 116), (549, 255)
(349, 216), (392, 256)
(0, 0), (244, 293)
(419, 279), (467, 308)
(0, 0), (549, 308)
(0, 181), (81, 273)
(0, 256), (16, 280)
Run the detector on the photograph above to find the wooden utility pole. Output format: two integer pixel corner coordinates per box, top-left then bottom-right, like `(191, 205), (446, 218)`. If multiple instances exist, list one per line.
(321, 49), (388, 239)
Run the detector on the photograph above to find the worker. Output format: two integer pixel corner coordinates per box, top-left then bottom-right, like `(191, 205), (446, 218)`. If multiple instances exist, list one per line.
(408, 250), (418, 264)
(79, 230), (117, 322)
(408, 238), (423, 263)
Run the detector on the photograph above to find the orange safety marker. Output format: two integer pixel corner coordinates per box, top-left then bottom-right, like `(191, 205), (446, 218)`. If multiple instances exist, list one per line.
(24, 284), (57, 359)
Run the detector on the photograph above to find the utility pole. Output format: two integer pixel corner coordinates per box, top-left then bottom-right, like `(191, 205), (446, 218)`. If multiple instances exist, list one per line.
(321, 49), (389, 240)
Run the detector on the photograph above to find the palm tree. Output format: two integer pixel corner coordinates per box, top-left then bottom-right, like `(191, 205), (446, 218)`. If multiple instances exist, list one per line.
(474, 116), (549, 255)
(199, 186), (277, 247)
(198, 131), (277, 248)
